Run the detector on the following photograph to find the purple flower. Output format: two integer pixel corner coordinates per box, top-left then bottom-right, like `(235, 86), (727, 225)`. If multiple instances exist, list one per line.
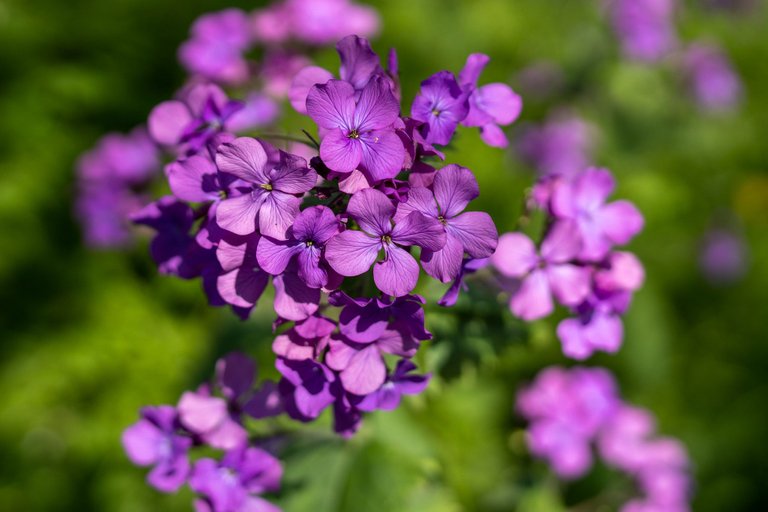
(328, 292), (431, 344)
(411, 71), (469, 146)
(276, 358), (336, 421)
(551, 168), (644, 261)
(177, 386), (248, 451)
(257, 206), (341, 288)
(610, 0), (678, 62)
(557, 300), (625, 360)
(492, 221), (592, 321)
(306, 77), (404, 182)
(325, 188), (446, 296)
(178, 9), (252, 85)
(325, 329), (418, 396)
(190, 446), (282, 512)
(458, 53), (522, 148)
(272, 314), (336, 360)
(287, 0), (380, 45)
(215, 137), (316, 238)
(355, 359), (430, 411)
(148, 84), (244, 155)
(122, 405), (191, 492)
(683, 42), (742, 112)
(699, 227), (747, 284)
(517, 112), (594, 178)
(394, 164), (498, 282)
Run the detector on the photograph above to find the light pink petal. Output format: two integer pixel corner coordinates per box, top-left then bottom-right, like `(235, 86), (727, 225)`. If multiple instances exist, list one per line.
(340, 344), (387, 396)
(122, 420), (163, 466)
(325, 336), (358, 372)
(585, 312), (623, 352)
(216, 238), (248, 273)
(289, 66), (335, 114)
(177, 392), (227, 433)
(325, 230), (380, 276)
(475, 83), (522, 125)
(374, 245), (419, 297)
(432, 164), (479, 218)
(491, 232), (538, 278)
(557, 318), (594, 360)
(596, 200), (644, 245)
(547, 263), (592, 306)
(458, 53), (490, 87)
(204, 418), (247, 451)
(479, 123), (509, 148)
(446, 211), (498, 258)
(148, 100), (192, 146)
(216, 137), (270, 183)
(574, 167), (615, 213)
(259, 192), (300, 240)
(510, 269), (553, 320)
(541, 220), (583, 263)
(216, 193), (265, 235)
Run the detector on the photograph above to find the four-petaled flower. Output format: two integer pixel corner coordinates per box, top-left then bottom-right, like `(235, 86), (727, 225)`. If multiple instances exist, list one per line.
(411, 71), (470, 146)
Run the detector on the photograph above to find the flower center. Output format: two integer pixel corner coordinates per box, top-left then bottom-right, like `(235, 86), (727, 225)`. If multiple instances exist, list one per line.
(432, 109), (442, 117)
(381, 234), (393, 245)
(305, 240), (314, 247)
(348, 129), (360, 139)
(260, 183), (273, 191)
(437, 215), (447, 225)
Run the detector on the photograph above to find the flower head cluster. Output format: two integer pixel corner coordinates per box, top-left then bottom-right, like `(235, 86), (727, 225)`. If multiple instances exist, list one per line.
(128, 34), (511, 438)
(492, 167), (644, 359)
(122, 353), (283, 511)
(518, 366), (692, 512)
(75, 127), (160, 247)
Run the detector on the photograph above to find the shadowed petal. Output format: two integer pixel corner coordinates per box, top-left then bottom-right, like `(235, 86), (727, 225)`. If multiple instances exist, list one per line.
(325, 230), (380, 276)
(256, 237), (301, 275)
(306, 79), (356, 130)
(292, 206), (340, 244)
(259, 192), (300, 240)
(421, 233), (464, 282)
(216, 137), (270, 183)
(297, 245), (327, 288)
(273, 271), (320, 321)
(167, 155), (219, 202)
(270, 152), (316, 193)
(216, 192), (266, 235)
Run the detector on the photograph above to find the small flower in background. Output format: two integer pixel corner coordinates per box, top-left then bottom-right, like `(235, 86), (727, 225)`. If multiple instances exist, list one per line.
(682, 42), (742, 112)
(517, 112), (595, 179)
(518, 367), (691, 510)
(699, 227), (748, 284)
(609, 0), (678, 62)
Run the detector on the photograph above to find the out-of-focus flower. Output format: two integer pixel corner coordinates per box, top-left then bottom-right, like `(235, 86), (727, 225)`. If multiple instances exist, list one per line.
(682, 42), (742, 112)
(610, 0), (678, 62)
(517, 112), (594, 178)
(699, 227), (748, 284)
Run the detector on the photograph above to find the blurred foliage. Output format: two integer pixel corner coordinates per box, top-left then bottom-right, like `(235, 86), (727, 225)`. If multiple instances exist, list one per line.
(0, 0), (767, 511)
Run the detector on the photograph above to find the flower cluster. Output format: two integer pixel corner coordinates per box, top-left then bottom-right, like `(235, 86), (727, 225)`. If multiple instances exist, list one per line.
(492, 167), (645, 359)
(607, 0), (742, 111)
(128, 33), (514, 443)
(518, 366), (692, 512)
(122, 353), (283, 512)
(75, 127), (160, 247)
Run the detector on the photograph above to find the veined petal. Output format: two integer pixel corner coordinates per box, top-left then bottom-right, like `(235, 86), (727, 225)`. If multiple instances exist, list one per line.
(215, 137), (270, 184)
(337, 35), (381, 91)
(391, 211), (446, 251)
(216, 192), (266, 235)
(393, 186), (438, 223)
(347, 188), (395, 235)
(374, 245), (419, 297)
(167, 155), (219, 202)
(270, 151), (316, 194)
(259, 191), (300, 240)
(433, 164), (479, 218)
(421, 233), (464, 283)
(446, 211), (498, 258)
(358, 129), (405, 182)
(297, 246), (327, 288)
(510, 269), (553, 321)
(292, 206), (340, 244)
(306, 79), (356, 130)
(354, 76), (400, 132)
(492, 232), (538, 278)
(325, 230), (380, 276)
(320, 128), (363, 174)
(273, 271), (320, 321)
(256, 237), (301, 275)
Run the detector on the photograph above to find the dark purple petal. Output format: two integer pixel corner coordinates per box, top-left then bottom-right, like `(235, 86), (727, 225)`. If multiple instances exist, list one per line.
(244, 381), (284, 419)
(458, 53), (490, 87)
(217, 264), (269, 309)
(292, 205), (340, 244)
(325, 230), (380, 276)
(432, 164), (479, 219)
(374, 245), (419, 297)
(216, 352), (255, 401)
(391, 211), (446, 251)
(306, 79), (356, 130)
(337, 35), (382, 91)
(297, 245), (327, 288)
(273, 270), (320, 321)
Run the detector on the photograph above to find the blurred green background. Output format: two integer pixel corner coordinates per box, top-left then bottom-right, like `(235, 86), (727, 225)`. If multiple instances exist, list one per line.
(1, 0), (767, 510)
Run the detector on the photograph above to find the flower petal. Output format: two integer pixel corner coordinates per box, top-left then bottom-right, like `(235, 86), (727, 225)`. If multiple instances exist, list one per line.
(270, 151), (316, 194)
(216, 192), (266, 236)
(393, 186), (438, 223)
(354, 76), (400, 131)
(446, 211), (498, 258)
(510, 269), (553, 320)
(491, 232), (538, 278)
(541, 219), (583, 263)
(358, 129), (406, 182)
(259, 191), (300, 240)
(215, 137), (270, 183)
(421, 233), (464, 283)
(289, 66), (334, 115)
(273, 271), (320, 321)
(148, 100), (192, 146)
(596, 200), (644, 245)
(319, 128), (363, 174)
(374, 245), (419, 297)
(340, 344), (386, 395)
(547, 263), (592, 306)
(306, 79), (356, 130)
(292, 206), (340, 244)
(297, 245), (328, 288)
(432, 164), (479, 218)
(256, 237), (301, 275)
(325, 230), (380, 276)
(391, 211), (446, 251)
(167, 155), (219, 202)
(347, 188), (395, 235)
